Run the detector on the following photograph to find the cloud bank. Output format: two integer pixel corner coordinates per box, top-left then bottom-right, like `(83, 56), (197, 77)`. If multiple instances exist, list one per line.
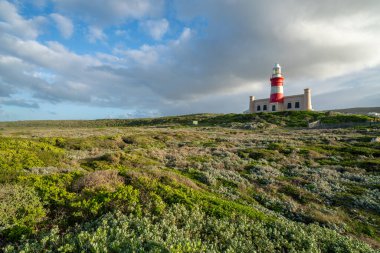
(0, 0), (379, 120)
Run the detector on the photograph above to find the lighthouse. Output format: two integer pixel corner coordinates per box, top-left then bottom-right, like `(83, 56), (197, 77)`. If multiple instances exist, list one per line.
(270, 63), (284, 103)
(248, 63), (313, 113)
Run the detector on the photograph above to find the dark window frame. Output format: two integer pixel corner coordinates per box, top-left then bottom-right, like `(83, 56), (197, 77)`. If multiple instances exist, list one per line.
(257, 105), (261, 111)
(287, 102), (292, 109)
(272, 105), (276, 111)
(295, 102), (300, 108)
(263, 105), (267, 111)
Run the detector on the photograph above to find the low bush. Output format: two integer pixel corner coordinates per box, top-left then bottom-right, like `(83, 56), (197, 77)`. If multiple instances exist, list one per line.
(0, 138), (65, 183)
(4, 204), (376, 253)
(72, 170), (124, 192)
(0, 184), (45, 240)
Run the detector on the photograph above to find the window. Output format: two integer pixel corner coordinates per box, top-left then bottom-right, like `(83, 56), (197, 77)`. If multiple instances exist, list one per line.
(272, 105), (276, 111)
(263, 105), (267, 111)
(295, 102), (300, 108)
(257, 105), (261, 111)
(287, 102), (292, 109)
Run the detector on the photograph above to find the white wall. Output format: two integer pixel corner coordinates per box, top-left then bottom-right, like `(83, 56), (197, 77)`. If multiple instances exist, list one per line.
(283, 95), (305, 111)
(249, 93), (310, 113)
(252, 99), (270, 112)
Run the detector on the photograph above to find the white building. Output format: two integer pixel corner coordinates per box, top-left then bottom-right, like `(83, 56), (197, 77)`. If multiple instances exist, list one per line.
(249, 64), (312, 113)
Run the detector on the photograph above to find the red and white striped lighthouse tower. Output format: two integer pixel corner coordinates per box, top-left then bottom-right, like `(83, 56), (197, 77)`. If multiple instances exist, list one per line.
(270, 63), (284, 103)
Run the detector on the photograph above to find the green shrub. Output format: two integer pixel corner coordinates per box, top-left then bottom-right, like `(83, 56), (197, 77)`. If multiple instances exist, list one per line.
(70, 185), (141, 219)
(0, 184), (45, 239)
(4, 204), (376, 253)
(22, 172), (140, 221)
(0, 138), (65, 183)
(279, 184), (318, 204)
(182, 168), (216, 186)
(21, 173), (78, 207)
(237, 148), (280, 161)
(321, 114), (372, 124)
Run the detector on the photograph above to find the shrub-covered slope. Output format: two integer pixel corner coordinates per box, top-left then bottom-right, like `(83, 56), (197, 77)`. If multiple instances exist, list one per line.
(0, 111), (376, 128)
(0, 113), (379, 252)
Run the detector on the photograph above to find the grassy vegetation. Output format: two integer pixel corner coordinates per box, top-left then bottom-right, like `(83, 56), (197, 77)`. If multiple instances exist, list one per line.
(0, 112), (379, 252)
(0, 111), (376, 129)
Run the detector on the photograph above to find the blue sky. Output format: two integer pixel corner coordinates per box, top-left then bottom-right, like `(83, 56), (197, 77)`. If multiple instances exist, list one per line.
(0, 0), (379, 121)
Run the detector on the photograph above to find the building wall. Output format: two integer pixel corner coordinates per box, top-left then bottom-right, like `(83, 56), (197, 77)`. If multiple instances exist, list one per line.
(283, 94), (305, 111)
(251, 98), (270, 113)
(249, 93), (310, 113)
(250, 99), (287, 113)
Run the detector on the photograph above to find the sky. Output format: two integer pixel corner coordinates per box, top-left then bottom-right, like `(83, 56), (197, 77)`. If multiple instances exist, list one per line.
(0, 0), (379, 121)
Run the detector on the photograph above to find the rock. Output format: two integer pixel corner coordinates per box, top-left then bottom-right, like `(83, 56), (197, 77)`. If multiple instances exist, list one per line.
(371, 137), (380, 142)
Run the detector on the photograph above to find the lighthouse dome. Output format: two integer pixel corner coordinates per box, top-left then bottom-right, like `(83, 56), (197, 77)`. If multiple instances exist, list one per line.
(272, 63), (282, 78)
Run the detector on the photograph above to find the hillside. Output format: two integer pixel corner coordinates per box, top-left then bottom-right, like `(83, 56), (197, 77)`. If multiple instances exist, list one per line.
(0, 111), (377, 128)
(0, 112), (379, 252)
(326, 107), (380, 115)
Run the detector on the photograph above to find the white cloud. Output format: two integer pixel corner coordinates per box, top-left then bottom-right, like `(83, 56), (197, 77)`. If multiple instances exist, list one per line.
(87, 26), (107, 42)
(179, 28), (191, 41)
(0, 35), (100, 74)
(114, 28), (191, 67)
(172, 27), (192, 46)
(50, 13), (74, 39)
(31, 70), (57, 84)
(140, 19), (169, 40)
(118, 44), (161, 66)
(0, 0), (45, 39)
(0, 98), (39, 108)
(53, 0), (164, 26)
